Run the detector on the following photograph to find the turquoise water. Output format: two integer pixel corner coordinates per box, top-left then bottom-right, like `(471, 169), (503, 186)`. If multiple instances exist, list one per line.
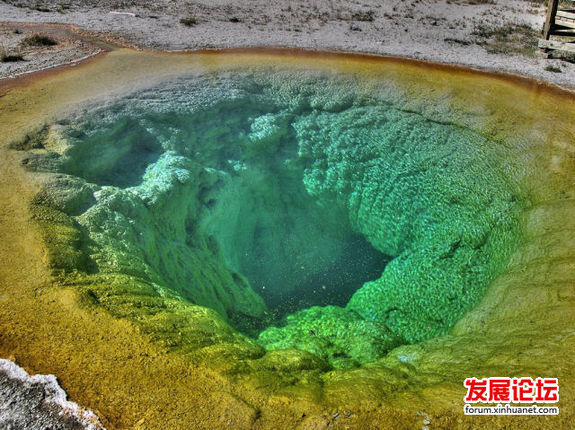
(26, 69), (521, 368)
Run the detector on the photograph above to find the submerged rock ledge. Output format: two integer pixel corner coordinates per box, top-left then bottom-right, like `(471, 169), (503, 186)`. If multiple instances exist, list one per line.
(16, 67), (524, 368)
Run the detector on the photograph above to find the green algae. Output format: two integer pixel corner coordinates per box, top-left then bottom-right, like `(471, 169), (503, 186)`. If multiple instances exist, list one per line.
(15, 68), (524, 368)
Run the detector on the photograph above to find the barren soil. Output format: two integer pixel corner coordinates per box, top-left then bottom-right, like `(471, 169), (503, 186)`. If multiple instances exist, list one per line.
(0, 0), (574, 87)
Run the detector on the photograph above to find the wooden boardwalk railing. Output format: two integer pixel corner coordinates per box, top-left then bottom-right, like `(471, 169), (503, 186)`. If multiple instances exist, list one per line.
(540, 0), (575, 53)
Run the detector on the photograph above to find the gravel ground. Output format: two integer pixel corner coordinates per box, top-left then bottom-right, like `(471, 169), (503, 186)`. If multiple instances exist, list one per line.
(0, 359), (104, 430)
(0, 23), (102, 79)
(0, 0), (574, 88)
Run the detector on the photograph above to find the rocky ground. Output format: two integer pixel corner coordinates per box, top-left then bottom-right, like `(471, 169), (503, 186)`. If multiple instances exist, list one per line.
(0, 23), (104, 79)
(0, 0), (574, 86)
(0, 359), (104, 429)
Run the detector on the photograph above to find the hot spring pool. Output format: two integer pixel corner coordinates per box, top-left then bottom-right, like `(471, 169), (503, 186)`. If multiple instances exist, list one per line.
(1, 49), (574, 428)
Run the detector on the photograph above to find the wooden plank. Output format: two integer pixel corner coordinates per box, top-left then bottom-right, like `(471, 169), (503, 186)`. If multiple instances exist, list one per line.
(550, 28), (575, 37)
(544, 0), (560, 40)
(556, 10), (575, 19)
(555, 19), (575, 30)
(538, 38), (575, 53)
(556, 10), (575, 30)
